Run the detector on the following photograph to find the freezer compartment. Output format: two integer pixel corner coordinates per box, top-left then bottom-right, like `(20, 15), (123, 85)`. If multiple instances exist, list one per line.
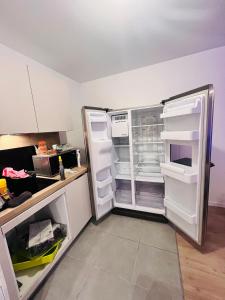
(135, 181), (164, 209)
(164, 176), (197, 224)
(115, 179), (132, 204)
(112, 136), (129, 146)
(113, 146), (130, 162)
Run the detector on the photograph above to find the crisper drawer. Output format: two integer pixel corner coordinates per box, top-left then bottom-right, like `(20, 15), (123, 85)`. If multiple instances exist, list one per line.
(135, 181), (164, 209)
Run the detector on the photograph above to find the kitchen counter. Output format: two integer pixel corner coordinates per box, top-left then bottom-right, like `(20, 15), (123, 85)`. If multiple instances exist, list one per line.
(0, 165), (87, 226)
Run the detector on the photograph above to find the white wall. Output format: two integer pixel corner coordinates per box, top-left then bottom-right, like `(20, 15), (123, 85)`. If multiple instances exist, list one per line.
(78, 46), (225, 207)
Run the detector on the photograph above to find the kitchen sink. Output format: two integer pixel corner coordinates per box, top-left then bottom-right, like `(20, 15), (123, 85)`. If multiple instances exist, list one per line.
(36, 177), (59, 192)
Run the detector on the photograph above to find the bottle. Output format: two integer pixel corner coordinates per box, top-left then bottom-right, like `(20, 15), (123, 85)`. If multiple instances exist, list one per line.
(0, 179), (10, 200)
(76, 149), (81, 168)
(58, 156), (65, 180)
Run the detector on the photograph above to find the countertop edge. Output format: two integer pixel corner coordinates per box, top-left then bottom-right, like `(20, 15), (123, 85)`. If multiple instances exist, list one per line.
(0, 166), (87, 227)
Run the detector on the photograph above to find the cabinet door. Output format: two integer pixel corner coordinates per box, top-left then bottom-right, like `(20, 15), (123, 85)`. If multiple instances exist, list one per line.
(161, 85), (214, 246)
(0, 57), (38, 134)
(66, 174), (92, 240)
(28, 64), (72, 132)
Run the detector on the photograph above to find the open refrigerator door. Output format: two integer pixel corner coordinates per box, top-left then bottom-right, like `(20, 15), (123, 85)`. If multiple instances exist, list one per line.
(160, 85), (214, 246)
(82, 107), (114, 221)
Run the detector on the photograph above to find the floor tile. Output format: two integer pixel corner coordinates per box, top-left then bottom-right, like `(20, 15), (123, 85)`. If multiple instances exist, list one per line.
(132, 243), (182, 298)
(94, 233), (139, 281)
(32, 255), (91, 300)
(77, 268), (148, 300)
(97, 214), (142, 242)
(66, 223), (105, 264)
(146, 281), (183, 300)
(140, 220), (177, 253)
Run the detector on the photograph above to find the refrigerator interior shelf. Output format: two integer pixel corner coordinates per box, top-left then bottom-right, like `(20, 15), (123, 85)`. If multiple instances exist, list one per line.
(114, 145), (129, 147)
(96, 177), (112, 188)
(114, 161), (130, 164)
(164, 198), (197, 224)
(134, 152), (164, 155)
(136, 160), (159, 165)
(160, 100), (201, 119)
(135, 175), (164, 183)
(92, 139), (112, 145)
(135, 205), (165, 215)
(97, 192), (114, 206)
(161, 130), (199, 141)
(132, 124), (164, 128)
(160, 163), (197, 184)
(134, 141), (164, 145)
(115, 174), (131, 180)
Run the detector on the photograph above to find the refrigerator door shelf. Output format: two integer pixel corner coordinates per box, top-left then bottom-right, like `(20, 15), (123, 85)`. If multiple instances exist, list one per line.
(96, 177), (112, 189)
(164, 198), (197, 224)
(161, 163), (197, 184)
(161, 130), (199, 141)
(88, 112), (108, 123)
(97, 192), (114, 206)
(92, 139), (112, 148)
(160, 98), (201, 119)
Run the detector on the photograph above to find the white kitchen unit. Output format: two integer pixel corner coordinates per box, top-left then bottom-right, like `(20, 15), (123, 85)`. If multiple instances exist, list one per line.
(0, 172), (91, 300)
(0, 266), (9, 300)
(27, 64), (73, 132)
(0, 189), (71, 300)
(65, 174), (92, 240)
(82, 85), (214, 246)
(0, 56), (38, 134)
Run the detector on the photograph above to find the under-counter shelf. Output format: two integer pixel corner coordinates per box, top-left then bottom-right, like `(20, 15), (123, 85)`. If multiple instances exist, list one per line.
(164, 198), (197, 224)
(160, 163), (197, 184)
(161, 130), (199, 141)
(15, 238), (70, 299)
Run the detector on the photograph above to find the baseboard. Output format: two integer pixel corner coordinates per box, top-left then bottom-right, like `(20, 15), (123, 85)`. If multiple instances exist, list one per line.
(209, 201), (225, 208)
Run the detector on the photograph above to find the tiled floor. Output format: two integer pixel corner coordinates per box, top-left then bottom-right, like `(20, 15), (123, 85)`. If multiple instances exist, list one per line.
(32, 214), (183, 300)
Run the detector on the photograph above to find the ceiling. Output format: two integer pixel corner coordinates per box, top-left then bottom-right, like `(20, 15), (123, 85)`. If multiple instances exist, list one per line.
(0, 0), (225, 82)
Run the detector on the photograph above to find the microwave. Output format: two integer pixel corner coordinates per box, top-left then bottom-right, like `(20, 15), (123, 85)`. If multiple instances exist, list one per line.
(32, 148), (78, 177)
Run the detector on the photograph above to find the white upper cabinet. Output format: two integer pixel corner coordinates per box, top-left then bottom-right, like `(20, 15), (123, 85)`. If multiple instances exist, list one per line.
(28, 64), (73, 132)
(0, 57), (38, 134)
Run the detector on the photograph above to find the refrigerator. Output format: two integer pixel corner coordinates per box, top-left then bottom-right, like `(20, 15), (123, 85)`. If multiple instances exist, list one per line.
(82, 85), (214, 246)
